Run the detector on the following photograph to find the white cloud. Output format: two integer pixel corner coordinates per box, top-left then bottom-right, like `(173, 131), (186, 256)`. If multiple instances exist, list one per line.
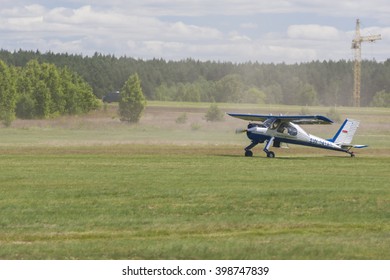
(167, 22), (222, 41)
(288, 25), (341, 41)
(240, 23), (258, 29)
(95, 0), (390, 19)
(0, 1), (388, 63)
(229, 31), (252, 42)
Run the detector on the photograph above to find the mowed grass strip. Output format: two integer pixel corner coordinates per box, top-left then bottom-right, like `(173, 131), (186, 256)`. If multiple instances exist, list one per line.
(0, 145), (389, 259)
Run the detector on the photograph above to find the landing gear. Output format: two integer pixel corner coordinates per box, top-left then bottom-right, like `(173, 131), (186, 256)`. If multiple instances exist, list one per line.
(243, 138), (276, 158)
(245, 150), (253, 157)
(244, 141), (258, 157)
(346, 148), (355, 157)
(263, 137), (275, 158)
(267, 151), (275, 158)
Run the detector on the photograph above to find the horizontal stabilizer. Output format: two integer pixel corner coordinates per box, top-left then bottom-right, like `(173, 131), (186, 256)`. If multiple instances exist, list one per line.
(353, 145), (368, 148)
(341, 144), (368, 149)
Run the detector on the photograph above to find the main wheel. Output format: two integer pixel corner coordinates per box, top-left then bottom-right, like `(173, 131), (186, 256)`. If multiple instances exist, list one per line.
(245, 150), (253, 157)
(267, 151), (275, 158)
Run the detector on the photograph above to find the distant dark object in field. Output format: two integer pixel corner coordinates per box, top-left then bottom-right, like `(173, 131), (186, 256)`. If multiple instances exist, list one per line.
(102, 91), (120, 103)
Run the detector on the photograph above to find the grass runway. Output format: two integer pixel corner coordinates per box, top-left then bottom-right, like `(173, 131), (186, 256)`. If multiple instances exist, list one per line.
(1, 103), (389, 259)
(1, 144), (389, 259)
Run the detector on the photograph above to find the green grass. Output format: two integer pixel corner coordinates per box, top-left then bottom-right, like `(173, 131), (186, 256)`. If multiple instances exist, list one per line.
(1, 145), (389, 259)
(1, 103), (389, 259)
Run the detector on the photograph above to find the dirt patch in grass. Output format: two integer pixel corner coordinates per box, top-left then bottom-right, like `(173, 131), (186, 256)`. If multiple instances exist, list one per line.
(2, 103), (389, 155)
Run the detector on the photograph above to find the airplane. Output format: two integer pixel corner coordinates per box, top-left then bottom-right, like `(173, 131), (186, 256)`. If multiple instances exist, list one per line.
(227, 113), (367, 158)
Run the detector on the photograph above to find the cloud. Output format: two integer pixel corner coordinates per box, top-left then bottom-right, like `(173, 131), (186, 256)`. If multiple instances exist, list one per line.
(0, 1), (388, 63)
(167, 21), (222, 41)
(288, 25), (341, 41)
(240, 23), (258, 29)
(82, 0), (390, 19)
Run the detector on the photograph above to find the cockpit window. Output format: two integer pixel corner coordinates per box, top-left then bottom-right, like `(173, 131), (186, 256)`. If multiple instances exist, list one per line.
(271, 119), (281, 130)
(289, 127), (297, 136)
(277, 123), (297, 136)
(262, 118), (274, 128)
(264, 118), (281, 129)
(262, 119), (298, 136)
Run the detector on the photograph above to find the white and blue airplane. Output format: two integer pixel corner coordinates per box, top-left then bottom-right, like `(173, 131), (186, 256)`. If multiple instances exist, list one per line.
(228, 113), (367, 158)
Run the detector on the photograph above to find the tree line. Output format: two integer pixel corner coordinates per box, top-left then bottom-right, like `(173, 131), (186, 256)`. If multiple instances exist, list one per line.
(0, 58), (99, 126)
(0, 49), (389, 111)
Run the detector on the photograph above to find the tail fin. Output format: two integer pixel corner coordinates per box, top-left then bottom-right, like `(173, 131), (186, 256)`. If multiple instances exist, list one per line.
(328, 119), (360, 145)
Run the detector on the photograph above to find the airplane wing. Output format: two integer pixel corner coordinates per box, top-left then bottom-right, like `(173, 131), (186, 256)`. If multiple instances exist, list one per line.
(227, 113), (333, 125)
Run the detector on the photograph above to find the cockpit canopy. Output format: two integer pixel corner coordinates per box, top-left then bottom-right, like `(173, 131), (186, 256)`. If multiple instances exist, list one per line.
(277, 122), (298, 136)
(258, 118), (298, 136)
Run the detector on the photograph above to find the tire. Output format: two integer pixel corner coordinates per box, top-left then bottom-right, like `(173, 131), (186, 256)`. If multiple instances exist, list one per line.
(267, 151), (275, 158)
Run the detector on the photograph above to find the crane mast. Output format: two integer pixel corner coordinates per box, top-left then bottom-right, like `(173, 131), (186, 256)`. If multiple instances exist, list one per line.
(351, 19), (381, 107)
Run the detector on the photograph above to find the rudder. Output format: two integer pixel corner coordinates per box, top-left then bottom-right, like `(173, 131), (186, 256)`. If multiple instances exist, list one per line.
(328, 119), (360, 145)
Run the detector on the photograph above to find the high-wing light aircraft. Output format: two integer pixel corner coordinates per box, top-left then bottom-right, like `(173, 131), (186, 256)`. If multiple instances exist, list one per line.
(228, 113), (367, 158)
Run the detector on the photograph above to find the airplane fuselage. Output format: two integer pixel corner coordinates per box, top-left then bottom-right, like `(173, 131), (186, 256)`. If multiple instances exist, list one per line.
(246, 122), (348, 153)
(227, 113), (366, 157)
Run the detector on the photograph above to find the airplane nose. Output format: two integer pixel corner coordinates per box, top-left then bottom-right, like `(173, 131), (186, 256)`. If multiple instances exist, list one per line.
(235, 126), (267, 134)
(247, 127), (267, 134)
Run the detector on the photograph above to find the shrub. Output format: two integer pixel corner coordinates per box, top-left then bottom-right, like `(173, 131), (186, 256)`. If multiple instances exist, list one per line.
(175, 112), (188, 124)
(205, 103), (224, 122)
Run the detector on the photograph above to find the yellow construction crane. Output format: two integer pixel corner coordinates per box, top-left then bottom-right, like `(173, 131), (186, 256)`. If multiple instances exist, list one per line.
(351, 19), (381, 107)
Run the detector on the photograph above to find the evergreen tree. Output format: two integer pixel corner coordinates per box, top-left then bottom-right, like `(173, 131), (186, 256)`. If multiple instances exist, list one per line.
(298, 83), (318, 106)
(119, 73), (146, 123)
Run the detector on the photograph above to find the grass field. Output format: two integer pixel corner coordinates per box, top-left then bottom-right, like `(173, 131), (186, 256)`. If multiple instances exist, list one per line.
(0, 103), (389, 259)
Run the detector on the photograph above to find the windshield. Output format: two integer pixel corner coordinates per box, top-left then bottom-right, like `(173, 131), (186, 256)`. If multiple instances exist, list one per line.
(263, 118), (274, 128)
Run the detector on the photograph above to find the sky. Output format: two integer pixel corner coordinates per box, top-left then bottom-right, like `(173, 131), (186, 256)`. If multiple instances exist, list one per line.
(1, 0), (389, 63)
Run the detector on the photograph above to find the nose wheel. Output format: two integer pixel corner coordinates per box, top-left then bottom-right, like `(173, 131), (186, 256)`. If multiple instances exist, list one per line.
(244, 141), (259, 157)
(245, 150), (253, 157)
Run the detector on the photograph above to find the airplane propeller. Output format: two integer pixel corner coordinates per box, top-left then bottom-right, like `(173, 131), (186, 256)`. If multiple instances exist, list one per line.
(235, 128), (247, 134)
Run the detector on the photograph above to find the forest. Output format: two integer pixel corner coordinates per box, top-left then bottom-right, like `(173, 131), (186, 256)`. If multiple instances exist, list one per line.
(0, 49), (389, 110)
